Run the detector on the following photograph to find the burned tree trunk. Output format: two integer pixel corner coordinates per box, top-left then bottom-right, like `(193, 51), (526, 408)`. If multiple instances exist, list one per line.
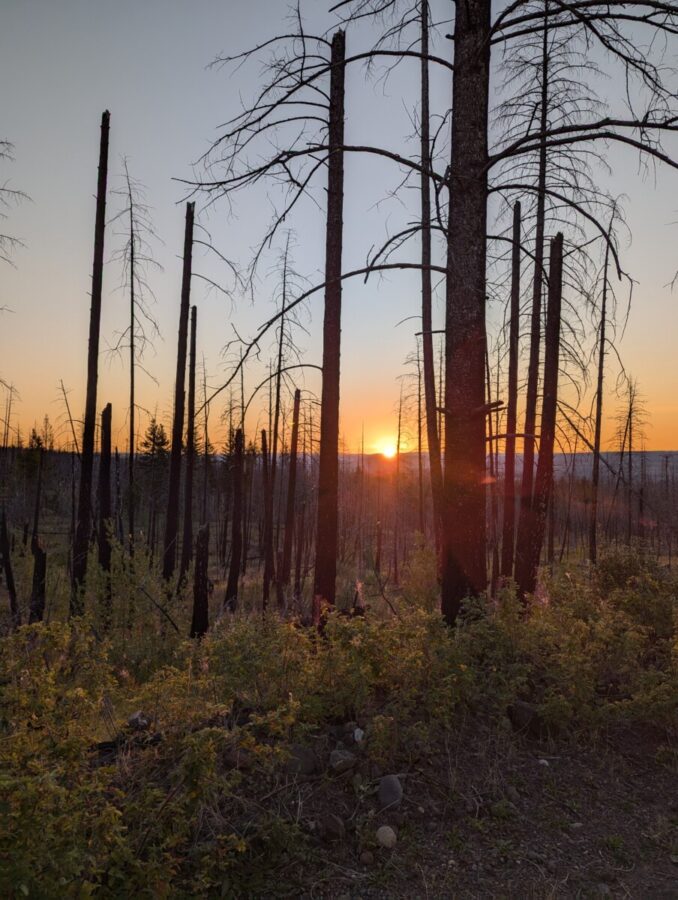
(313, 29), (346, 625)
(190, 524), (210, 639)
(71, 110), (110, 613)
(1, 510), (19, 629)
(517, 3), (549, 550)
(514, 233), (563, 598)
(501, 201), (521, 577)
(224, 428), (243, 612)
(29, 448), (46, 623)
(440, 0), (491, 624)
(98, 403), (112, 616)
(261, 429), (274, 612)
(128, 191), (136, 554)
(420, 0), (444, 547)
(180, 305), (197, 580)
(279, 388), (300, 608)
(98, 403), (112, 573)
(589, 229), (611, 564)
(163, 202), (194, 582)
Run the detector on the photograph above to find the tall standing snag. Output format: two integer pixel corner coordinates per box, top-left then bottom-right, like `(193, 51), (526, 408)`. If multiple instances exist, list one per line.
(514, 232), (563, 599)
(224, 428), (243, 612)
(163, 202), (195, 582)
(71, 110), (110, 614)
(180, 305), (198, 580)
(501, 201), (521, 577)
(313, 29), (346, 625)
(279, 388), (301, 608)
(419, 0), (444, 548)
(190, 524), (210, 639)
(441, 0), (491, 624)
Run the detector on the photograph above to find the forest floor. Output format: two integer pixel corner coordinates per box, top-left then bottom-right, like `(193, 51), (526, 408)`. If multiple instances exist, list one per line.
(278, 722), (678, 899)
(97, 707), (678, 899)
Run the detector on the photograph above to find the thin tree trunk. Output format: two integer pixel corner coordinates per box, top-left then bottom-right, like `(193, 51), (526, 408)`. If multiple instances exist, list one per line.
(98, 403), (112, 572)
(29, 448), (46, 623)
(261, 429), (274, 611)
(71, 110), (110, 613)
(224, 428), (243, 612)
(1, 510), (19, 629)
(98, 403), (112, 616)
(180, 305), (198, 580)
(128, 185), (136, 554)
(589, 232), (610, 563)
(279, 388), (300, 608)
(190, 524), (210, 638)
(163, 202), (194, 581)
(313, 29), (346, 624)
(501, 201), (521, 577)
(518, 0), (549, 543)
(420, 0), (443, 546)
(515, 233), (563, 598)
(441, 0), (491, 624)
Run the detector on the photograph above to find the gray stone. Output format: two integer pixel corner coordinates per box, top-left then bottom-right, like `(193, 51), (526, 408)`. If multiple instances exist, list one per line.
(506, 785), (520, 803)
(330, 748), (358, 774)
(378, 774), (403, 810)
(360, 849), (374, 865)
(127, 710), (151, 731)
(376, 825), (397, 849)
(286, 744), (320, 776)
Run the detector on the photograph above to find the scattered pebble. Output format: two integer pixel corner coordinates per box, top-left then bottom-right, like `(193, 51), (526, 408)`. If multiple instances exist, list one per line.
(378, 774), (403, 810)
(376, 825), (397, 849)
(329, 748), (357, 774)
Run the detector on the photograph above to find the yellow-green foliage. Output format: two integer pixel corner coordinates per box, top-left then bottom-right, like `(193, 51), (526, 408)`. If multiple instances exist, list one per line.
(2, 548), (677, 895)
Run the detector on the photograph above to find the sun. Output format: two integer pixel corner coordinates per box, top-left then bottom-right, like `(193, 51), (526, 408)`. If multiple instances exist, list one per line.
(379, 440), (397, 459)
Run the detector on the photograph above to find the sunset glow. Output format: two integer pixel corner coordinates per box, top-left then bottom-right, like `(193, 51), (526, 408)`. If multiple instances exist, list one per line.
(377, 440), (397, 459)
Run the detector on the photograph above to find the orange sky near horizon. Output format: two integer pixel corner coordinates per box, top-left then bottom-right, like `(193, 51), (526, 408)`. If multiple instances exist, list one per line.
(2, 0), (678, 457)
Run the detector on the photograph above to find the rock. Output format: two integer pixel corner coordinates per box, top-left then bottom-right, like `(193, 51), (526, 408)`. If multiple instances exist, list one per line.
(321, 813), (346, 842)
(329, 748), (358, 774)
(286, 744), (320, 776)
(354, 727), (365, 744)
(570, 821), (584, 830)
(127, 710), (151, 731)
(376, 825), (397, 849)
(378, 774), (403, 810)
(506, 785), (520, 803)
(360, 849), (374, 865)
(508, 700), (548, 738)
(538, 758), (550, 768)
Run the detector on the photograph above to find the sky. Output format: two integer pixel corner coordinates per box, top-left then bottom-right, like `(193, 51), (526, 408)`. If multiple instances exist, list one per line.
(1, 0), (677, 454)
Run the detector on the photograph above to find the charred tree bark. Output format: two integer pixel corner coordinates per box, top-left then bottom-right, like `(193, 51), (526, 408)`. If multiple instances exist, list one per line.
(279, 388), (301, 608)
(514, 233), (563, 599)
(224, 428), (243, 612)
(261, 429), (274, 611)
(98, 403), (112, 572)
(128, 191), (136, 554)
(313, 30), (346, 624)
(29, 448), (46, 623)
(589, 229), (610, 564)
(71, 110), (110, 613)
(1, 510), (19, 629)
(163, 202), (194, 582)
(441, 0), (491, 624)
(420, 0), (444, 547)
(518, 2), (549, 545)
(180, 305), (198, 581)
(98, 403), (112, 616)
(501, 201), (521, 577)
(190, 524), (210, 638)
